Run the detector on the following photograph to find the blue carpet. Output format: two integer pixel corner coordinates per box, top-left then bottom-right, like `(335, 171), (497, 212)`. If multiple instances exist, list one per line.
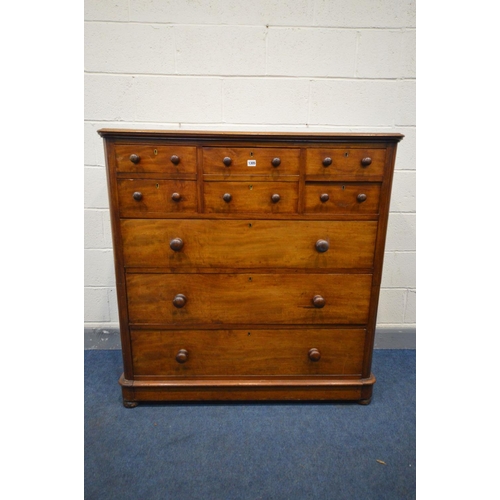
(85, 350), (415, 500)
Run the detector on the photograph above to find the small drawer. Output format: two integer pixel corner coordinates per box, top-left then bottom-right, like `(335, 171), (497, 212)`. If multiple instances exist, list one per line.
(203, 181), (298, 214)
(305, 183), (381, 215)
(126, 273), (372, 325)
(130, 328), (366, 377)
(203, 147), (300, 177)
(306, 148), (386, 180)
(115, 144), (197, 174)
(117, 179), (197, 216)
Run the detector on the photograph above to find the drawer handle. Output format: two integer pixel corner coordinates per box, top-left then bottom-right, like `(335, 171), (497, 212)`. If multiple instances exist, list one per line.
(312, 295), (325, 308)
(173, 294), (187, 308)
(132, 191), (143, 201)
(315, 239), (329, 253)
(357, 193), (367, 203)
(129, 154), (140, 164)
(271, 193), (281, 203)
(320, 193), (329, 202)
(223, 157), (232, 167)
(361, 157), (372, 167)
(271, 157), (281, 167)
(308, 348), (321, 361)
(170, 155), (180, 165)
(223, 193), (232, 203)
(170, 238), (184, 251)
(171, 192), (181, 202)
(175, 349), (189, 363)
(322, 157), (332, 167)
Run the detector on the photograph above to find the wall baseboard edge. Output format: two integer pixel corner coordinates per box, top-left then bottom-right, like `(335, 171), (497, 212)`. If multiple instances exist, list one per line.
(84, 326), (416, 350)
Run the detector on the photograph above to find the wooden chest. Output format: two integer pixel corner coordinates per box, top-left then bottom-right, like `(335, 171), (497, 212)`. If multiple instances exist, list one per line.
(98, 129), (403, 406)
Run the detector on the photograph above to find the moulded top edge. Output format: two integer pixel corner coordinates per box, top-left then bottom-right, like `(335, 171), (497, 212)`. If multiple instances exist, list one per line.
(96, 129), (404, 143)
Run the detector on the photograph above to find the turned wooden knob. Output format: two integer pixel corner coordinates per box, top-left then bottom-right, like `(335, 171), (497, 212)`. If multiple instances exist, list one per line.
(176, 349), (188, 363)
(312, 295), (325, 308)
(171, 192), (181, 202)
(308, 348), (321, 361)
(223, 193), (232, 202)
(320, 193), (329, 203)
(315, 239), (329, 253)
(361, 157), (372, 167)
(129, 154), (140, 164)
(271, 193), (281, 203)
(271, 157), (281, 167)
(357, 193), (367, 203)
(322, 157), (332, 167)
(173, 294), (187, 308)
(132, 191), (143, 201)
(223, 157), (232, 166)
(169, 238), (184, 251)
(170, 155), (180, 165)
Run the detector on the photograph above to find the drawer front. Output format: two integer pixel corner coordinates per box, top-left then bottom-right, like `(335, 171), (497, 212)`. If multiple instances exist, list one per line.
(126, 273), (372, 325)
(306, 148), (386, 180)
(115, 144), (197, 174)
(131, 328), (366, 377)
(117, 179), (197, 216)
(305, 183), (381, 215)
(203, 147), (300, 176)
(203, 181), (298, 214)
(121, 219), (378, 269)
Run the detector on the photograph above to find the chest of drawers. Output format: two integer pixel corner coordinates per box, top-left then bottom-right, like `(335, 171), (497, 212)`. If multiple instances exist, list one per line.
(98, 129), (403, 407)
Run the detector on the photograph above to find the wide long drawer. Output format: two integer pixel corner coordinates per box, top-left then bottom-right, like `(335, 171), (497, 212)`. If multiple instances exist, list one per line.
(120, 219), (378, 269)
(131, 328), (366, 377)
(126, 273), (372, 325)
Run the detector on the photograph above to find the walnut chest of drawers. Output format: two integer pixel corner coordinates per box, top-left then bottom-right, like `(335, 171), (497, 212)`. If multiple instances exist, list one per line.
(98, 129), (403, 407)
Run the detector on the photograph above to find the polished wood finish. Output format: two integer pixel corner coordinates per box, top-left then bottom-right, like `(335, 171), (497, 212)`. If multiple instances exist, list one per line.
(120, 219), (378, 269)
(98, 129), (403, 405)
(306, 147), (386, 180)
(203, 147), (300, 177)
(304, 182), (381, 214)
(117, 179), (197, 216)
(130, 329), (365, 376)
(203, 181), (299, 214)
(126, 273), (372, 325)
(115, 144), (197, 174)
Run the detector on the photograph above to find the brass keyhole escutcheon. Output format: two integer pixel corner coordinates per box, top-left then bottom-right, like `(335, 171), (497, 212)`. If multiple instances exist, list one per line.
(156, 183), (160, 189)
(250, 151), (254, 157)
(344, 152), (349, 157)
(248, 223), (252, 228)
(248, 277), (252, 281)
(249, 185), (253, 190)
(154, 149), (158, 155)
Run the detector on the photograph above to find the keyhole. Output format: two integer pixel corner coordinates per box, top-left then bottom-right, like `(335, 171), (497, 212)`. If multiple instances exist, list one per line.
(156, 183), (160, 189)
(344, 152), (349, 157)
(249, 185), (253, 190)
(248, 223), (252, 228)
(248, 277), (252, 281)
(250, 152), (254, 157)
(154, 149), (158, 155)
(342, 185), (345, 190)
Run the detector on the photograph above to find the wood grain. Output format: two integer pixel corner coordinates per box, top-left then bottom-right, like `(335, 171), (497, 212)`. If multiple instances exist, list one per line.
(125, 273), (372, 325)
(130, 328), (366, 376)
(117, 179), (197, 216)
(115, 144), (197, 174)
(304, 182), (381, 214)
(305, 147), (386, 180)
(203, 180), (299, 214)
(120, 219), (378, 269)
(203, 146), (300, 176)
